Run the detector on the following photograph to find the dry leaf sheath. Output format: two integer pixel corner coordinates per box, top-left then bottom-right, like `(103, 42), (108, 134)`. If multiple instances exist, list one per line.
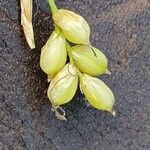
(21, 0), (35, 49)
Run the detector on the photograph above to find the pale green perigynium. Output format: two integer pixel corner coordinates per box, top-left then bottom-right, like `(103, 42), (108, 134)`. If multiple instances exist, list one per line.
(47, 63), (78, 106)
(80, 74), (115, 112)
(70, 45), (108, 76)
(40, 31), (67, 78)
(53, 9), (90, 45)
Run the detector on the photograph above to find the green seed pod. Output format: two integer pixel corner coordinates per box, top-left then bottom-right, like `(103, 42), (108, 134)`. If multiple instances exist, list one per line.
(40, 31), (67, 78)
(53, 9), (90, 45)
(70, 45), (108, 76)
(47, 63), (78, 106)
(80, 74), (115, 112)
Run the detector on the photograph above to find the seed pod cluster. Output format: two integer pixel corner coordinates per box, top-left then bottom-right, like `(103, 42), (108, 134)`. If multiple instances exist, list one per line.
(40, 6), (115, 120)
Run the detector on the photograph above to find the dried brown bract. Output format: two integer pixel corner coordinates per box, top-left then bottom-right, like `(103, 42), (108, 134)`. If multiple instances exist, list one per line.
(20, 0), (35, 49)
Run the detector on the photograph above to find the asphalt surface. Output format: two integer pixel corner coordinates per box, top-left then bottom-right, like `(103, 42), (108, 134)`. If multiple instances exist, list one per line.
(0, 0), (150, 150)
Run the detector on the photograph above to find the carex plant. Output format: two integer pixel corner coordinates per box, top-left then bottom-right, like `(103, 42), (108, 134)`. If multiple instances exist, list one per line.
(40, 0), (115, 120)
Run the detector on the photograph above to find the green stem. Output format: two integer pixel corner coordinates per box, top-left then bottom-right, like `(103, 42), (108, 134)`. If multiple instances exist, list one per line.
(48, 0), (58, 14)
(48, 0), (59, 32)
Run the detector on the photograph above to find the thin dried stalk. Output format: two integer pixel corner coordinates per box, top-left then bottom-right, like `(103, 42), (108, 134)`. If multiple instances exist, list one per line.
(21, 0), (35, 49)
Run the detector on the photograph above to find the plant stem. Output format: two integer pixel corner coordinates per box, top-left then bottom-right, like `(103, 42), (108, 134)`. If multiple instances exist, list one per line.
(48, 0), (58, 14)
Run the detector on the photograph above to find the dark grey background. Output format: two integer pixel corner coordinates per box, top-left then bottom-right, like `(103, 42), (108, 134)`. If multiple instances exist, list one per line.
(0, 0), (150, 150)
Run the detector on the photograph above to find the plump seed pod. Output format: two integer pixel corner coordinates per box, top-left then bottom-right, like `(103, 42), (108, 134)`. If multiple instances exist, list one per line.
(80, 74), (115, 112)
(40, 31), (67, 78)
(47, 63), (78, 106)
(70, 45), (108, 76)
(53, 9), (90, 45)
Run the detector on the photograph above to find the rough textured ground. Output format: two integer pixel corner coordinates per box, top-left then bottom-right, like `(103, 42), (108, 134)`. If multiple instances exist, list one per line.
(0, 0), (150, 150)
